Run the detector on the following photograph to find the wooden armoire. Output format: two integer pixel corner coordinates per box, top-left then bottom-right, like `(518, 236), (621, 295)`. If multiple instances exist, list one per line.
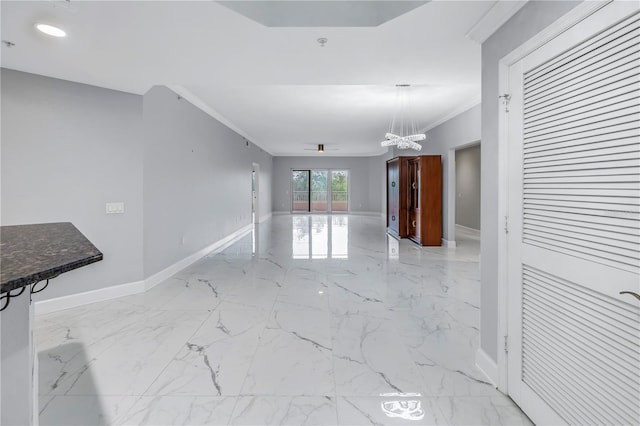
(386, 155), (442, 246)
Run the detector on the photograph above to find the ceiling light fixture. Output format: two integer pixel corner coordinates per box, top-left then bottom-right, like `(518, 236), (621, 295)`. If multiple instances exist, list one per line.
(318, 144), (324, 153)
(35, 23), (66, 38)
(317, 37), (328, 47)
(380, 84), (424, 151)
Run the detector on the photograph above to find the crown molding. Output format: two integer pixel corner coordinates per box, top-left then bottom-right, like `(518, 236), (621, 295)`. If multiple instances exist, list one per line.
(422, 96), (481, 133)
(165, 85), (274, 156)
(465, 0), (529, 44)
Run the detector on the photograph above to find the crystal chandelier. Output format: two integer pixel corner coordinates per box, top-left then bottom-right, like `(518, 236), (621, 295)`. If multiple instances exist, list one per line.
(380, 84), (424, 151)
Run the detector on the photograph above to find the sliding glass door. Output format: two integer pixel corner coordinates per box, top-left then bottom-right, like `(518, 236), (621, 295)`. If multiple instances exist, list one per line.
(292, 170), (310, 213)
(291, 169), (349, 212)
(311, 170), (328, 212)
(331, 170), (348, 212)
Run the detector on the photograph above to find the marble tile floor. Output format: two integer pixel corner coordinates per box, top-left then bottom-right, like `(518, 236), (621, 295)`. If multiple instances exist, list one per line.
(35, 215), (532, 426)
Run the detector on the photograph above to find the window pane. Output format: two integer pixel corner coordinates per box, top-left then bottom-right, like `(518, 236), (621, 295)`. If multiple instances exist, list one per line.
(331, 170), (348, 212)
(292, 170), (309, 212)
(311, 170), (328, 212)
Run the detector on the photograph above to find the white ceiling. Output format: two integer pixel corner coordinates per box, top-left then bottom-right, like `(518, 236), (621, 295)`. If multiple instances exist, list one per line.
(1, 0), (498, 156)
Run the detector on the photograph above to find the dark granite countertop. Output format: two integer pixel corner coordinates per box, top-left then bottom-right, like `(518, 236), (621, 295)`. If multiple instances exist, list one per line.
(1, 222), (103, 294)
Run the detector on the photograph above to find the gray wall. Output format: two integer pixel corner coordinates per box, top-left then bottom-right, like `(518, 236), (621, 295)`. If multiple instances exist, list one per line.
(0, 70), (273, 297)
(1, 69), (144, 299)
(272, 156), (384, 214)
(480, 0), (581, 362)
(455, 144), (481, 230)
(143, 86), (273, 277)
(396, 104), (481, 243)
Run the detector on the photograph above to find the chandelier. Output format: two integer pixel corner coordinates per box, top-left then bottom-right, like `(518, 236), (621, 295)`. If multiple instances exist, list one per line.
(380, 84), (425, 151)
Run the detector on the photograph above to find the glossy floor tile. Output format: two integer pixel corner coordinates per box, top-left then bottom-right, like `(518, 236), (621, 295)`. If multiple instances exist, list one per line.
(36, 215), (532, 425)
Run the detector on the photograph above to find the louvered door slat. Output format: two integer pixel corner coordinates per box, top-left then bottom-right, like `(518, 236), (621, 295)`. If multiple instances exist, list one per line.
(525, 181), (640, 190)
(525, 85), (639, 125)
(525, 103), (639, 137)
(522, 324), (638, 419)
(524, 204), (637, 226)
(524, 229), (639, 269)
(523, 121), (638, 147)
(525, 215), (639, 242)
(525, 136), (639, 158)
(525, 13), (640, 87)
(525, 31), (640, 104)
(524, 193), (637, 207)
(524, 219), (639, 246)
(524, 164), (639, 177)
(524, 269), (640, 339)
(524, 96), (639, 132)
(523, 337), (636, 425)
(525, 45), (640, 111)
(525, 78), (638, 121)
(522, 266), (640, 425)
(524, 211), (639, 231)
(524, 68), (639, 115)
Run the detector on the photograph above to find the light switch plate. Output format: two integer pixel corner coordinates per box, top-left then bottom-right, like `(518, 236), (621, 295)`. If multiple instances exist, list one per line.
(106, 202), (125, 214)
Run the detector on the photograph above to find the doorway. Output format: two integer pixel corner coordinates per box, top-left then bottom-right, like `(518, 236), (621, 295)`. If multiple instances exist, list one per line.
(454, 143), (481, 246)
(252, 163), (259, 223)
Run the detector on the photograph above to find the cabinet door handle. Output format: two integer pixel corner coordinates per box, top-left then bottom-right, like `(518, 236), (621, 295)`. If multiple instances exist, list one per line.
(412, 220), (416, 228)
(412, 182), (417, 189)
(620, 291), (640, 302)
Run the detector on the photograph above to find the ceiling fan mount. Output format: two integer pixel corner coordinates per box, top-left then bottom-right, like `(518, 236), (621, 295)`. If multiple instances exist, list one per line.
(303, 144), (338, 152)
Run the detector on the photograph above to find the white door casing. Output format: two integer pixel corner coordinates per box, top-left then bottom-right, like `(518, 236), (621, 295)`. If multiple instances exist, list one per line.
(505, 2), (640, 425)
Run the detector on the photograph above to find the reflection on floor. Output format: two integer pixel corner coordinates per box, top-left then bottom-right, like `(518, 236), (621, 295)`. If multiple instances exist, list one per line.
(36, 215), (532, 425)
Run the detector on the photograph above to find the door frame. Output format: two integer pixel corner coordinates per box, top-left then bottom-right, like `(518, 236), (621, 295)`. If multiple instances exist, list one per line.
(252, 162), (260, 223)
(492, 0), (614, 394)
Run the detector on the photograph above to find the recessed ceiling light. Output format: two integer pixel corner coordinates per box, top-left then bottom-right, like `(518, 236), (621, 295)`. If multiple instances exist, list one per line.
(35, 23), (66, 38)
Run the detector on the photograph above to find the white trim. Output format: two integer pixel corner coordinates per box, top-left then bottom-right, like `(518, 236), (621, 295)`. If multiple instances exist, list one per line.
(252, 162), (260, 224)
(145, 224), (253, 291)
(475, 348), (499, 388)
(166, 85), (274, 156)
(274, 150), (388, 157)
(354, 211), (383, 217)
(499, 0), (611, 66)
(35, 224), (253, 315)
(421, 97), (480, 133)
(455, 224), (481, 235)
(495, 0), (613, 395)
(35, 280), (145, 315)
(259, 212), (272, 223)
(466, 1), (529, 44)
(441, 238), (457, 249)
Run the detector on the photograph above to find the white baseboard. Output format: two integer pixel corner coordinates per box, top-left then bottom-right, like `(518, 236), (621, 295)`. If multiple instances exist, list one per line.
(353, 211), (384, 217)
(442, 238), (457, 248)
(475, 348), (499, 388)
(35, 280), (145, 315)
(258, 212), (272, 223)
(273, 211), (384, 218)
(145, 224), (253, 291)
(456, 223), (480, 232)
(35, 224), (253, 315)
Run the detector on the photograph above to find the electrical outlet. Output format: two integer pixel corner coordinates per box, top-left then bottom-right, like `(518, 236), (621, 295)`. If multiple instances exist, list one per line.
(106, 202), (124, 214)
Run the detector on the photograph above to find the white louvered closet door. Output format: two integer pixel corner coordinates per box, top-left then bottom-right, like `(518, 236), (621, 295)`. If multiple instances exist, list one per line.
(506, 2), (640, 425)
